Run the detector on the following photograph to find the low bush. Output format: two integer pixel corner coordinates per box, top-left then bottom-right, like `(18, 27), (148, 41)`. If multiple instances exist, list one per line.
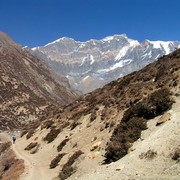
(49, 153), (66, 169)
(26, 129), (35, 139)
(24, 142), (38, 151)
(0, 148), (24, 179)
(104, 88), (173, 163)
(41, 120), (54, 130)
(90, 111), (97, 122)
(70, 121), (81, 130)
(57, 138), (69, 152)
(58, 150), (84, 180)
(139, 149), (157, 160)
(20, 130), (28, 137)
(44, 127), (61, 143)
(172, 149), (180, 161)
(0, 142), (11, 155)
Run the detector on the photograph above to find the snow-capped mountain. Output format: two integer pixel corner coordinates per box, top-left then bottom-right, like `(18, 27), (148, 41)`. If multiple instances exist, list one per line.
(31, 34), (180, 94)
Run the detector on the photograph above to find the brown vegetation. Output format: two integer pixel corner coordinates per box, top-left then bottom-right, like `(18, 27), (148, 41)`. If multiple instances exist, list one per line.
(0, 142), (24, 180)
(139, 149), (157, 160)
(0, 142), (11, 155)
(104, 88), (173, 163)
(44, 127), (61, 143)
(58, 150), (84, 180)
(172, 148), (180, 161)
(57, 138), (69, 152)
(49, 153), (66, 169)
(24, 142), (38, 151)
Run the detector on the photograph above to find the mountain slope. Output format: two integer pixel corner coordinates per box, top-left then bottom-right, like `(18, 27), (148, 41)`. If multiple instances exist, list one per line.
(0, 32), (77, 130)
(31, 34), (180, 93)
(19, 49), (180, 179)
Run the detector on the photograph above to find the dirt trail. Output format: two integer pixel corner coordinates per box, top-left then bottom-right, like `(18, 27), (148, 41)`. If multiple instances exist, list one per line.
(0, 132), (56, 180)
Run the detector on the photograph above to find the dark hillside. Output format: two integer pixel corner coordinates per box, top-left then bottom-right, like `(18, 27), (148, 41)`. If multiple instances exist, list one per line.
(0, 32), (77, 130)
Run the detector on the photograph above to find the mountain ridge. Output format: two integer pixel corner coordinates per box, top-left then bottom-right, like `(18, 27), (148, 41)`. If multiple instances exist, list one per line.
(0, 32), (77, 130)
(30, 34), (180, 93)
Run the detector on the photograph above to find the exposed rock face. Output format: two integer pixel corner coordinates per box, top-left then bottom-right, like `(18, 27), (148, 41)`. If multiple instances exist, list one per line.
(31, 34), (180, 93)
(0, 32), (77, 130)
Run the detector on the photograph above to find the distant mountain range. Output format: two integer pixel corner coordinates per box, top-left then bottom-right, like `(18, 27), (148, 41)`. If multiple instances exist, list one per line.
(30, 34), (180, 93)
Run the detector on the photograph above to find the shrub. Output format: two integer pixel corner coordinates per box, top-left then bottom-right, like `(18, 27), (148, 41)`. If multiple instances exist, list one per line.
(139, 149), (157, 160)
(90, 111), (97, 122)
(24, 142), (38, 151)
(49, 153), (66, 169)
(57, 138), (69, 152)
(44, 128), (61, 143)
(104, 88), (173, 163)
(26, 129), (35, 139)
(172, 149), (180, 160)
(0, 142), (11, 155)
(20, 130), (28, 137)
(41, 120), (54, 130)
(70, 121), (81, 130)
(0, 148), (24, 179)
(58, 150), (84, 180)
(30, 145), (39, 154)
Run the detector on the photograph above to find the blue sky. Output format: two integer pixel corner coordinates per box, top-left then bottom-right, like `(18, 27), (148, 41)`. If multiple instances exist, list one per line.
(1, 0), (180, 47)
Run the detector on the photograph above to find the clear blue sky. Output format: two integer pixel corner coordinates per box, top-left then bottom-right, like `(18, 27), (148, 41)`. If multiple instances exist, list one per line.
(1, 0), (180, 47)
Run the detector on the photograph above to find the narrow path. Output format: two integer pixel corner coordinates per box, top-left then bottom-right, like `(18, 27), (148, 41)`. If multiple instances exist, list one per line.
(0, 132), (54, 180)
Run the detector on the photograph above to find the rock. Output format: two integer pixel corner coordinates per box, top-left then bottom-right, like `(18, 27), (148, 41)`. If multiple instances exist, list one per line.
(128, 147), (136, 153)
(156, 112), (171, 126)
(91, 141), (102, 151)
(91, 151), (101, 159)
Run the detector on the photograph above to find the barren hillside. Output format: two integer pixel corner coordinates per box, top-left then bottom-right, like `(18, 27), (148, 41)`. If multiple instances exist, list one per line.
(0, 32), (77, 130)
(18, 49), (180, 179)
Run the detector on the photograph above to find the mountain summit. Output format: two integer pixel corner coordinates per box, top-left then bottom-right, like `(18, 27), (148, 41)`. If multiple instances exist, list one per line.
(31, 34), (180, 93)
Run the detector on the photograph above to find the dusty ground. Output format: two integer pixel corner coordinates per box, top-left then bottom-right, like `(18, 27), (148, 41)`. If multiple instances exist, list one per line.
(69, 95), (180, 180)
(0, 95), (179, 180)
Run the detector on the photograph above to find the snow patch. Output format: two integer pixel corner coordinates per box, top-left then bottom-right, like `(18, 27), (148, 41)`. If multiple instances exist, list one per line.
(80, 57), (88, 66)
(90, 55), (95, 65)
(82, 75), (90, 82)
(79, 43), (86, 48)
(115, 40), (140, 61)
(102, 36), (114, 42)
(149, 41), (172, 55)
(97, 59), (132, 74)
(32, 47), (40, 51)
(110, 59), (132, 70)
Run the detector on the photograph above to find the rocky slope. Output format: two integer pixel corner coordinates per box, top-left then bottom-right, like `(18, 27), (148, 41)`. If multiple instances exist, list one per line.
(0, 32), (77, 130)
(31, 34), (180, 93)
(20, 49), (180, 179)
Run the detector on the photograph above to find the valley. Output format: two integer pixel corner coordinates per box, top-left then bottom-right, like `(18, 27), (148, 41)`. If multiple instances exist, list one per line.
(0, 32), (179, 180)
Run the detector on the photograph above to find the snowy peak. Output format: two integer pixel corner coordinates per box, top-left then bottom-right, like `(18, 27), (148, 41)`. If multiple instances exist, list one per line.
(147, 40), (173, 55)
(30, 34), (180, 94)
